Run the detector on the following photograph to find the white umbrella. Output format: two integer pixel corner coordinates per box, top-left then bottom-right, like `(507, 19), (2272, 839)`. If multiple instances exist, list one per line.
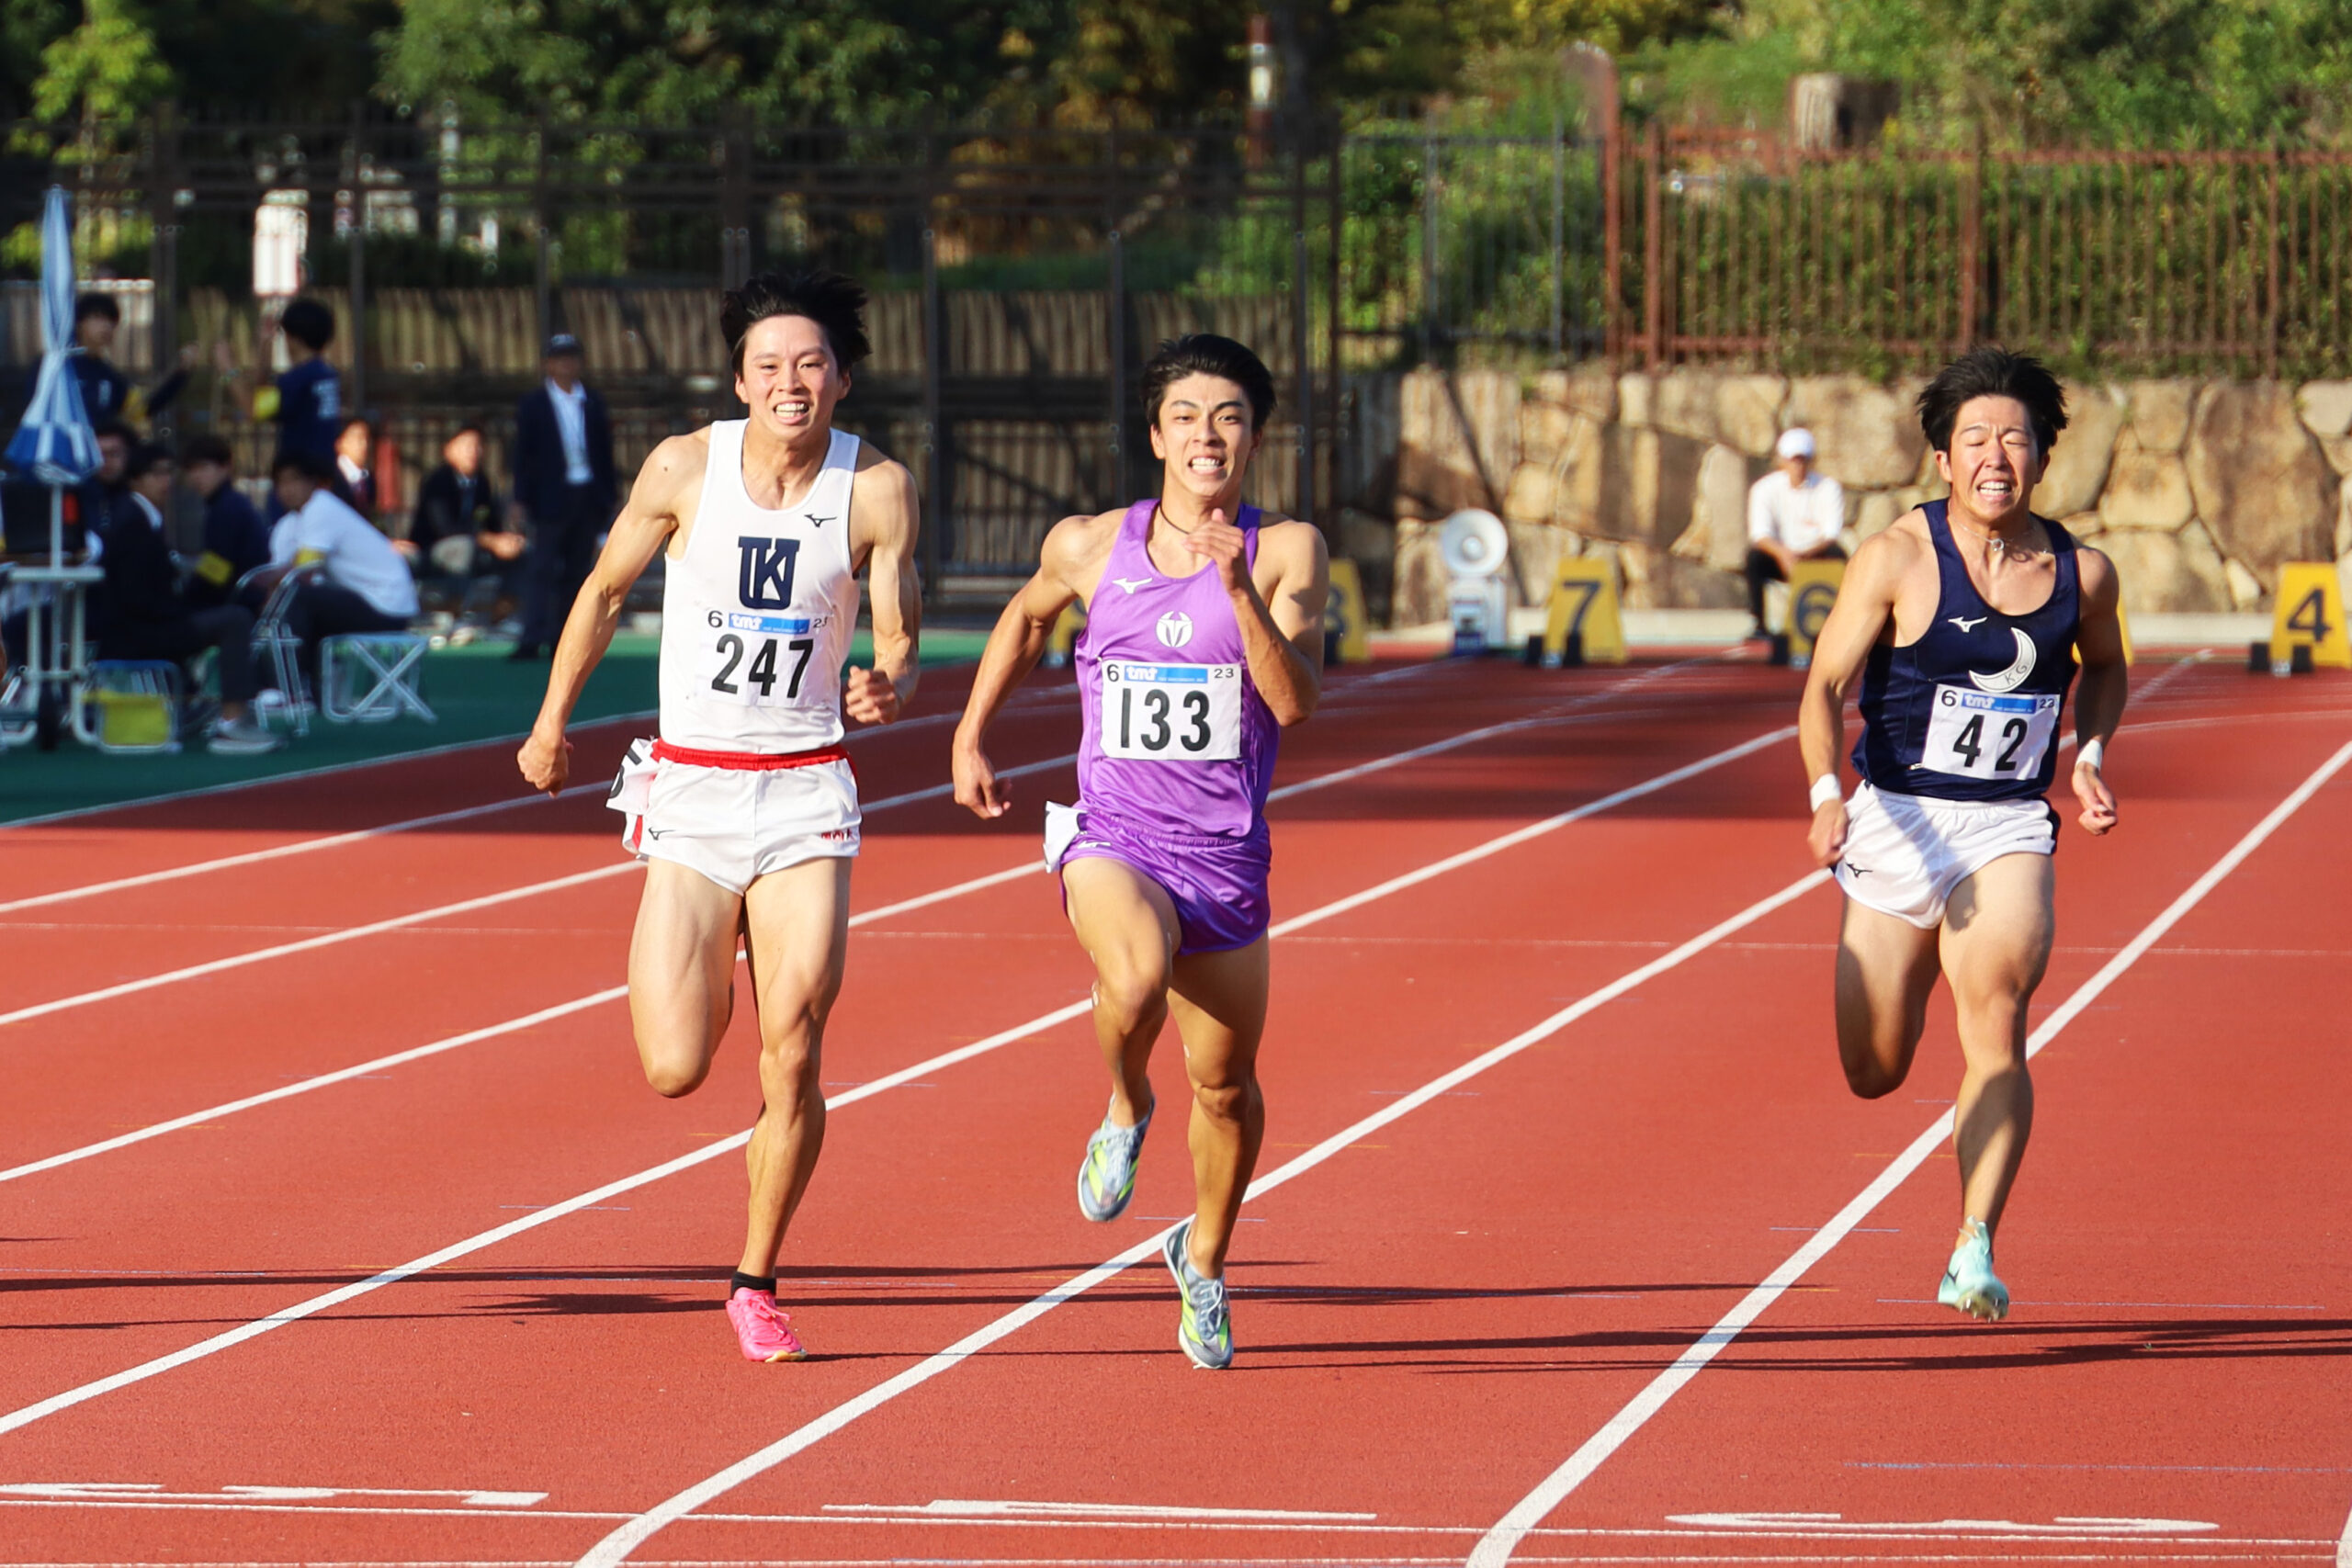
(3, 185), (101, 488)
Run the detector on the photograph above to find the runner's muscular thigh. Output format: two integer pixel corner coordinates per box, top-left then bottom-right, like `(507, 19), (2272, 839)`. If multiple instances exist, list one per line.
(741, 857), (852, 1049)
(628, 859), (747, 1089)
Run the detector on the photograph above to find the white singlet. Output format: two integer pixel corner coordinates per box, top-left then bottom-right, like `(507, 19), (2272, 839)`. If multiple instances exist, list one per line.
(657, 422), (862, 754)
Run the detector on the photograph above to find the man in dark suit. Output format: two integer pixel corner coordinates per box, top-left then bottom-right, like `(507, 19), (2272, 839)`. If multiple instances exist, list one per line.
(98, 444), (279, 753)
(510, 333), (616, 659)
(407, 423), (525, 619)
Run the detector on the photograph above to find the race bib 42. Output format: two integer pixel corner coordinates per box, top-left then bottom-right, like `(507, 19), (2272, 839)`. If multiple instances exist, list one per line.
(1922, 686), (2060, 782)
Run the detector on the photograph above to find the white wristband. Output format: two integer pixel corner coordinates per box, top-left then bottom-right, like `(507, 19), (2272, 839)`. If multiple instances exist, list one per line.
(1808, 774), (1843, 811)
(2076, 737), (2105, 773)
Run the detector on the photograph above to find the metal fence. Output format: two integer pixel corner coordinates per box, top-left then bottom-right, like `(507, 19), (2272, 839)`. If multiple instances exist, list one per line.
(6, 108), (2350, 581)
(1623, 129), (2352, 378)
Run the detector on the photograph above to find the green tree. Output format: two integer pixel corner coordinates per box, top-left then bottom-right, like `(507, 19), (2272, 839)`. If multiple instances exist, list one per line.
(29, 0), (174, 124)
(1757, 0), (2352, 144)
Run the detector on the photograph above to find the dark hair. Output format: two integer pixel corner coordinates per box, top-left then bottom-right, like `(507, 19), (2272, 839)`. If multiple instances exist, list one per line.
(180, 434), (233, 468)
(1917, 346), (2067, 455)
(74, 291), (120, 325)
(447, 422), (485, 441)
(92, 418), (134, 446)
(273, 450), (336, 483)
(720, 269), (870, 375)
(124, 442), (174, 480)
(279, 298), (336, 351)
(1139, 334), (1277, 434)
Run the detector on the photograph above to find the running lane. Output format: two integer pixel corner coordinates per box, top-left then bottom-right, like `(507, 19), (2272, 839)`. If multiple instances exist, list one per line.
(540, 669), (2349, 1568)
(0, 671), (1805, 1563)
(1486, 679), (2352, 1566)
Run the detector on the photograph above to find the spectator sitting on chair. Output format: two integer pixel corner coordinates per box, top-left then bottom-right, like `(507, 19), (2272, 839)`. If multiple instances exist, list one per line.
(1745, 426), (1847, 640)
(71, 292), (188, 430)
(406, 423), (523, 607)
(263, 451), (420, 689)
(334, 415), (378, 517)
(178, 435), (273, 610)
(509, 332), (615, 660)
(99, 444), (280, 755)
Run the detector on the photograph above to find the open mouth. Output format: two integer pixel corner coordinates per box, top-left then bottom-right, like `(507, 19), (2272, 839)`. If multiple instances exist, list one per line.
(771, 400), (811, 422)
(1186, 455), (1227, 477)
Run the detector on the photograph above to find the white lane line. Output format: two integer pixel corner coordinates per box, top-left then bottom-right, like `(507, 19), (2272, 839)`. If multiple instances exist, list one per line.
(0, 690), (1090, 915)
(0, 671), (1722, 1170)
(0, 708), (649, 832)
(2338, 1493), (2352, 1568)
(572, 874), (1836, 1565)
(0, 795), (565, 916)
(0, 852), (1070, 1186)
(0, 718), (1789, 1440)
(1465, 733), (2352, 1568)
(0, 864), (639, 1032)
(0, 755), (1080, 1034)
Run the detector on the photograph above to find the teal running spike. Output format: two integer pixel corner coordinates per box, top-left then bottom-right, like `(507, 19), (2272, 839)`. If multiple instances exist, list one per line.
(1162, 1218), (1233, 1370)
(1938, 1218), (2010, 1322)
(1077, 1100), (1151, 1223)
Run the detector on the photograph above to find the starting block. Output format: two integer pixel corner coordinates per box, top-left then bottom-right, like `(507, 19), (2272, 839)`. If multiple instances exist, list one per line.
(1784, 558), (1845, 670)
(1044, 603), (1086, 668)
(1527, 557), (1626, 668)
(1323, 558), (1371, 664)
(2251, 562), (2349, 676)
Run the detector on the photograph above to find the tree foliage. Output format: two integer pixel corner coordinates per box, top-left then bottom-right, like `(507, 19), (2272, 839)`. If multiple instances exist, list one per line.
(1751, 0), (2352, 144)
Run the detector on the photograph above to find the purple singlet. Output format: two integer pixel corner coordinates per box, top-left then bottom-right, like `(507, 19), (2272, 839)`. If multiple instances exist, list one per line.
(1050, 500), (1281, 953)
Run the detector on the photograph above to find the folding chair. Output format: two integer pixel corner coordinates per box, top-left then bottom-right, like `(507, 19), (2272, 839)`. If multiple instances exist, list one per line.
(321, 633), (435, 723)
(239, 563), (321, 738)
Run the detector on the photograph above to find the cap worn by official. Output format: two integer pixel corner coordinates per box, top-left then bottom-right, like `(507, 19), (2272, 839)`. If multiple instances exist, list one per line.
(545, 333), (583, 358)
(1776, 427), (1816, 460)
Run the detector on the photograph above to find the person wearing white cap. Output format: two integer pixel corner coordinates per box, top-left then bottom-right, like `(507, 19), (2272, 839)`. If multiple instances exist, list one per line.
(1746, 426), (1847, 638)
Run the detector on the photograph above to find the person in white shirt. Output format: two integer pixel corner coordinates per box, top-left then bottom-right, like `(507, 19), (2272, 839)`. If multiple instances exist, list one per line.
(263, 451), (418, 690)
(1747, 426), (1848, 638)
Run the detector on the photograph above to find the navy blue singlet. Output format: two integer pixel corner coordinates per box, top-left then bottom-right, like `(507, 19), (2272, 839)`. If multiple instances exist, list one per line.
(1852, 500), (2081, 804)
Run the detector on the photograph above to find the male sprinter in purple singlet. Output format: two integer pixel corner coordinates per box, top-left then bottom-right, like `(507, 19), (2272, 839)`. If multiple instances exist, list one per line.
(952, 334), (1329, 1369)
(1800, 347), (2128, 1322)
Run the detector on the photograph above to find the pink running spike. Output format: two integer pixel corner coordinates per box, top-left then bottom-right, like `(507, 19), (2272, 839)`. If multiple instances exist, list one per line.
(725, 1288), (808, 1362)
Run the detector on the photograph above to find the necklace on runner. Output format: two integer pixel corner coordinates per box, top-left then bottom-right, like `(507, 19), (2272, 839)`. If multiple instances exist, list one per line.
(1951, 514), (2042, 558)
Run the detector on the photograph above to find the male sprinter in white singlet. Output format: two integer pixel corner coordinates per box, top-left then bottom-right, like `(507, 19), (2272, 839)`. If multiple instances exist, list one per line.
(1800, 346), (2128, 1323)
(518, 271), (920, 1362)
(953, 334), (1328, 1369)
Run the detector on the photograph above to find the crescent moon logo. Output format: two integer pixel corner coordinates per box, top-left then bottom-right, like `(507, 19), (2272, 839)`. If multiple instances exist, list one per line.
(1969, 628), (2038, 694)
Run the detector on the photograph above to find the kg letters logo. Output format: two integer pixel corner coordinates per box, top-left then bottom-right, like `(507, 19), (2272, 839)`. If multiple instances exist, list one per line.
(737, 536), (802, 610)
(1155, 610), (1194, 649)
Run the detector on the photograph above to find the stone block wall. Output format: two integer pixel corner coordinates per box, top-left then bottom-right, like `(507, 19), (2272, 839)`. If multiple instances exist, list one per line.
(1383, 367), (2352, 626)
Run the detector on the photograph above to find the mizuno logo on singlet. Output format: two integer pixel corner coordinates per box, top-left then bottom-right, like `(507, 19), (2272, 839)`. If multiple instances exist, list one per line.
(1949, 615), (1987, 632)
(1112, 576), (1155, 595)
(737, 536), (801, 609)
(804, 513), (833, 529)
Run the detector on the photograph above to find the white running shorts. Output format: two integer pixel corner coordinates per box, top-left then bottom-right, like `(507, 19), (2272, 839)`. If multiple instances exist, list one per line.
(609, 740), (860, 896)
(1834, 780), (2057, 929)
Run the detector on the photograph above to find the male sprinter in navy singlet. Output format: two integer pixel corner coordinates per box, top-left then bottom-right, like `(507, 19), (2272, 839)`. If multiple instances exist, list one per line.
(518, 272), (921, 1361)
(1799, 347), (2128, 1322)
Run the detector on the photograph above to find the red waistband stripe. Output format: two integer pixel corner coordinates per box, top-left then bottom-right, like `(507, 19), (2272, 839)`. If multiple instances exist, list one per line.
(650, 739), (853, 773)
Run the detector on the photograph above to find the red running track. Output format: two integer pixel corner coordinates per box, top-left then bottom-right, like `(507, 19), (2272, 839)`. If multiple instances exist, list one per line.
(0, 653), (2346, 1568)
